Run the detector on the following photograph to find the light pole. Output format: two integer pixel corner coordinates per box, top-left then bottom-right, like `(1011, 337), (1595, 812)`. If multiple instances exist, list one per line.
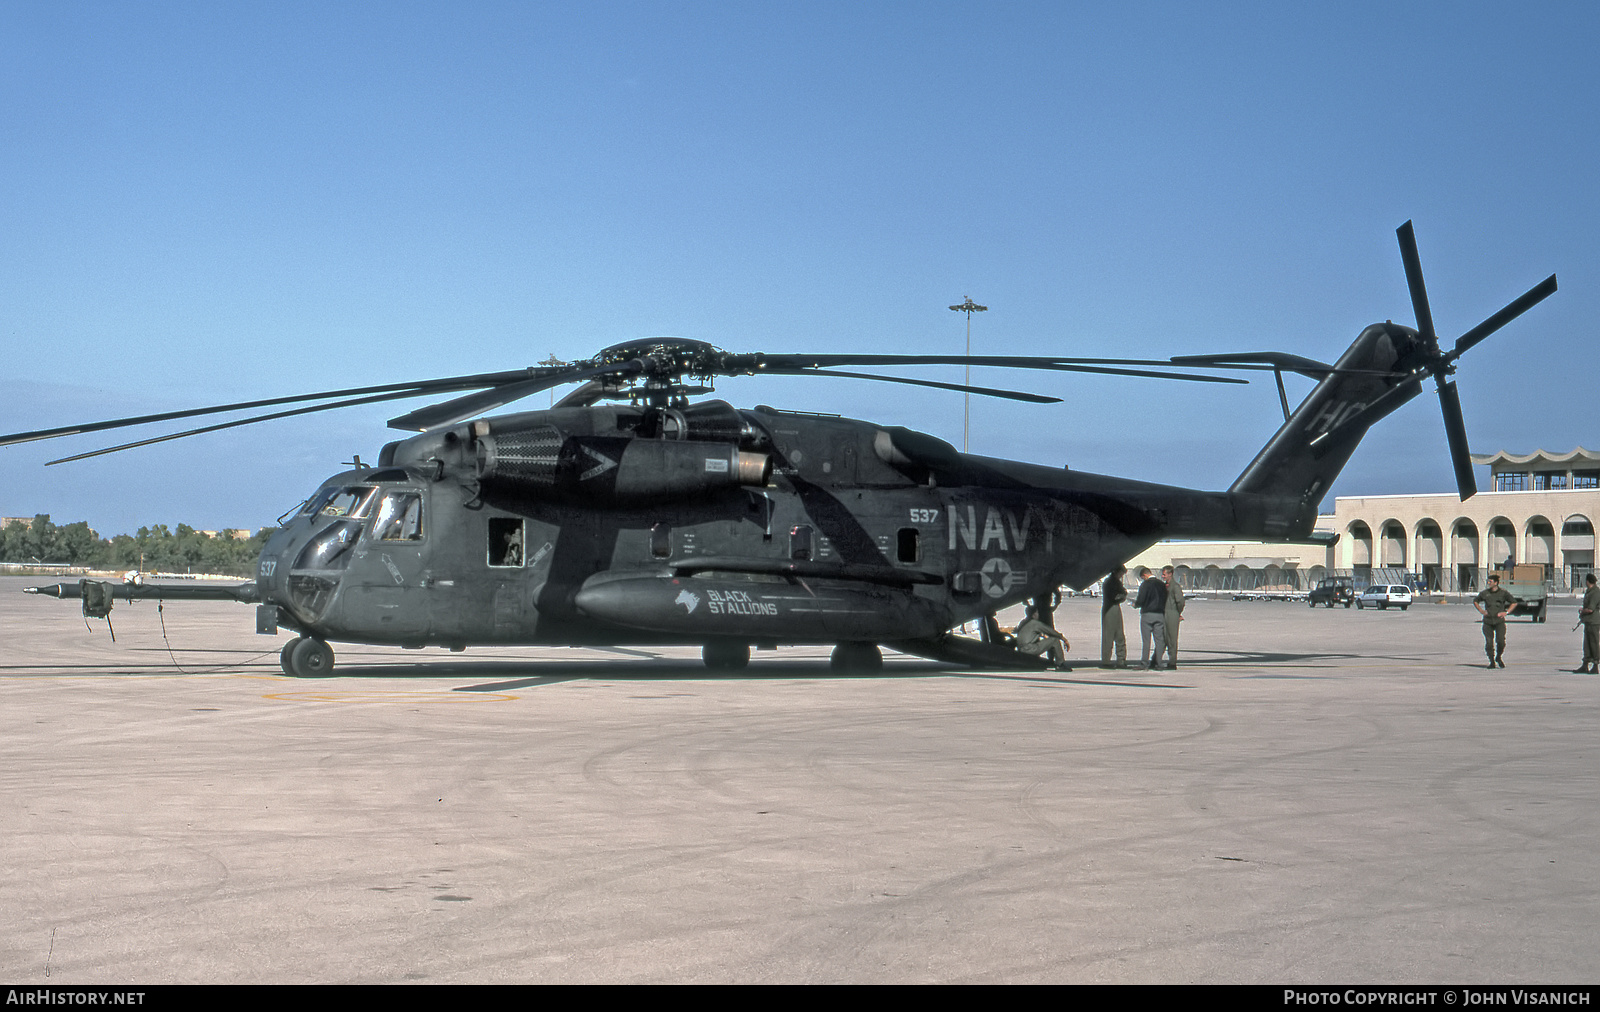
(539, 353), (566, 407)
(948, 297), (987, 453)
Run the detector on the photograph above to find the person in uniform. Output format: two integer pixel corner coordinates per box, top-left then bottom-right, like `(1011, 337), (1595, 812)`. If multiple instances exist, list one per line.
(1576, 573), (1600, 674)
(1133, 566), (1168, 670)
(1474, 572), (1516, 668)
(1162, 565), (1186, 670)
(1014, 606), (1069, 670)
(1100, 564), (1128, 669)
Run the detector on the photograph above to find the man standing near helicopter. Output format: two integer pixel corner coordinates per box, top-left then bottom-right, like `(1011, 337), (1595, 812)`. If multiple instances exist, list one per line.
(1474, 572), (1515, 668)
(1162, 565), (1186, 669)
(1133, 566), (1169, 670)
(1575, 573), (1600, 674)
(1100, 564), (1128, 668)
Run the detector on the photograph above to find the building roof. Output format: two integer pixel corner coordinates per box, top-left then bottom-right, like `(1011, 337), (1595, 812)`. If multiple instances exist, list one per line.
(1469, 448), (1600, 469)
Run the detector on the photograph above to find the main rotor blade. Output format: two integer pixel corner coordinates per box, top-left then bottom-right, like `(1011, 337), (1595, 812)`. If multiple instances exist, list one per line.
(756, 355), (1246, 385)
(0, 368), (539, 448)
(1449, 274), (1558, 360)
(972, 361), (1249, 384)
(1397, 220), (1437, 344)
(761, 369), (1061, 403)
(759, 353), (1245, 383)
(761, 353), (1179, 368)
(1168, 352), (1395, 379)
(45, 389), (444, 465)
(1437, 378), (1477, 500)
(1032, 362), (1247, 384)
(386, 361), (645, 430)
(1170, 352), (1330, 374)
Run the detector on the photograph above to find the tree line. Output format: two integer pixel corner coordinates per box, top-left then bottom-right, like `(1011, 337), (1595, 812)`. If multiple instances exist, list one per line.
(0, 515), (275, 576)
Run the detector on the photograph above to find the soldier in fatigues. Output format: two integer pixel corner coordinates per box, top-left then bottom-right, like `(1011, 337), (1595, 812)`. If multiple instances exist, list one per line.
(1015, 605), (1069, 670)
(1474, 573), (1516, 668)
(1162, 565), (1186, 669)
(1576, 573), (1600, 674)
(1100, 564), (1128, 669)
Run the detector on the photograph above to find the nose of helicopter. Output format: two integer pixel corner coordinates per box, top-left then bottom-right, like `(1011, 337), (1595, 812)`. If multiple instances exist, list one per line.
(255, 526), (300, 603)
(255, 515), (356, 625)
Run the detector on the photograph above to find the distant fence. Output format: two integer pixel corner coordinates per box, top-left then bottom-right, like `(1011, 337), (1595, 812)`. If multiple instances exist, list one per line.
(0, 563), (91, 576)
(0, 564), (244, 581)
(1166, 566), (1583, 595)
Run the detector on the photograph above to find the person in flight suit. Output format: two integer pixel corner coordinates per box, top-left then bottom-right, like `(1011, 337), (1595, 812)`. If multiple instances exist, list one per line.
(1474, 572), (1516, 668)
(1577, 573), (1600, 674)
(1100, 564), (1128, 669)
(1133, 566), (1168, 670)
(1162, 565), (1186, 669)
(1015, 605), (1069, 670)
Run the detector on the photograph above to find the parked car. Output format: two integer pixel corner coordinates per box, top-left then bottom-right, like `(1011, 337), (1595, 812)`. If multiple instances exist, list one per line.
(1307, 577), (1355, 608)
(1356, 585), (1413, 610)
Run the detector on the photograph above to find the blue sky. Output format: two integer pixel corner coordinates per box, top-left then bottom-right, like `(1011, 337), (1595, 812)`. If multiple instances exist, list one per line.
(2, 2), (1595, 535)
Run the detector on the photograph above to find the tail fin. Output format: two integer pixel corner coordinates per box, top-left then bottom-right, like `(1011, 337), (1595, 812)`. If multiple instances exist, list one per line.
(1229, 323), (1426, 508)
(1230, 220), (1557, 515)
(1144, 221), (1557, 544)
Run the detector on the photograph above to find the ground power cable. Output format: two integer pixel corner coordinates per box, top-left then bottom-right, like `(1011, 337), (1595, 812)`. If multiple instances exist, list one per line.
(154, 595), (281, 675)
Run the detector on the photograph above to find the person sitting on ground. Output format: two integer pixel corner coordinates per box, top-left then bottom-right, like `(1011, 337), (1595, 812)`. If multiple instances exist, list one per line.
(1014, 606), (1070, 670)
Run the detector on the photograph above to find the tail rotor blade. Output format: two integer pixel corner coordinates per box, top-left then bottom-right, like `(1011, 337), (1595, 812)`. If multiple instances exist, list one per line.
(1451, 274), (1559, 360)
(1436, 379), (1477, 500)
(1397, 220), (1437, 343)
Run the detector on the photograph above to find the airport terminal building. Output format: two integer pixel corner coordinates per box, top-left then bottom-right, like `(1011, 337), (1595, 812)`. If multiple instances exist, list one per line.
(1127, 448), (1600, 594)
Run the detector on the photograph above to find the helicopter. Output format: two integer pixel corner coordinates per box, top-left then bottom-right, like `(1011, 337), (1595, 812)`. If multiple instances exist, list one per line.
(9, 222), (1557, 677)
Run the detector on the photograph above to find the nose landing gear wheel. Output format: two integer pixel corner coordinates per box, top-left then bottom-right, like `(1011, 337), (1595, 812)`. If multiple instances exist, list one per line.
(287, 637), (336, 677)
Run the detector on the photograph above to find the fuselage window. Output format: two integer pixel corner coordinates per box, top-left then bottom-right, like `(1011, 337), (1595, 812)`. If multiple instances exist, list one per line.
(308, 486), (377, 519)
(489, 517), (524, 567)
(897, 527), (920, 563)
(790, 524), (813, 560)
(371, 491), (424, 541)
(650, 523), (672, 559)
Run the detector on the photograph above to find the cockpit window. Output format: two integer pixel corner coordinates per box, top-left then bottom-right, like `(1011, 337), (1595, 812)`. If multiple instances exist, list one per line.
(371, 491), (423, 541)
(302, 486), (378, 519)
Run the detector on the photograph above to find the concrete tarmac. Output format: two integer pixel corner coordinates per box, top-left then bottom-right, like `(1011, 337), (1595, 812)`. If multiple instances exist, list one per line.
(1, 576), (1595, 984)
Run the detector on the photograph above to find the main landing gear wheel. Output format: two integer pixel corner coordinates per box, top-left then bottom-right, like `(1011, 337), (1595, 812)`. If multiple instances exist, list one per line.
(830, 642), (882, 672)
(286, 637), (336, 677)
(702, 642), (750, 670)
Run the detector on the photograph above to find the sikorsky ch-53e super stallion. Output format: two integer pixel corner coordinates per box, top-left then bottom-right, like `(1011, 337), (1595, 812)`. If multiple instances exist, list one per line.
(8, 223), (1556, 676)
